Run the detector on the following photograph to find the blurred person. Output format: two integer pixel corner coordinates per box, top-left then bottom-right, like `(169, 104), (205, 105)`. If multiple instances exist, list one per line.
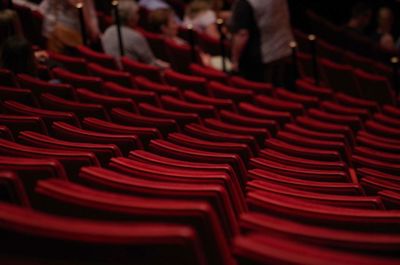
(345, 2), (372, 35)
(0, 9), (23, 42)
(39, 0), (100, 53)
(0, 36), (38, 76)
(183, 0), (219, 39)
(147, 7), (233, 70)
(147, 8), (185, 44)
(139, 0), (170, 10)
(230, 0), (293, 85)
(102, 0), (168, 67)
(372, 6), (397, 52)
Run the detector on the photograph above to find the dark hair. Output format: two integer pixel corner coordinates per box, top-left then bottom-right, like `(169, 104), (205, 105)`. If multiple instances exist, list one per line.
(352, 2), (372, 18)
(0, 9), (22, 41)
(148, 8), (174, 34)
(0, 36), (37, 76)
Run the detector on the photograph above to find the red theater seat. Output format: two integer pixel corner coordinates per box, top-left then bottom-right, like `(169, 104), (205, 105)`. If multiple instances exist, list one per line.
(184, 123), (259, 155)
(320, 58), (359, 97)
(208, 81), (254, 102)
(284, 123), (349, 146)
(164, 69), (207, 93)
(183, 90), (235, 111)
(110, 108), (178, 136)
(373, 113), (400, 128)
(189, 64), (228, 83)
(149, 139), (248, 187)
(275, 88), (319, 108)
(52, 67), (103, 92)
(229, 76), (274, 95)
(17, 74), (76, 100)
(18, 131), (122, 167)
(0, 68), (17, 87)
(296, 116), (354, 146)
(361, 177), (400, 195)
(354, 69), (395, 105)
(264, 138), (342, 162)
(296, 79), (333, 99)
(76, 88), (137, 113)
(334, 92), (379, 113)
(0, 202), (207, 265)
(259, 149), (347, 171)
(246, 182), (380, 209)
(76, 45), (118, 69)
(320, 100), (371, 121)
(133, 76), (182, 98)
(247, 191), (400, 231)
(239, 212), (400, 254)
(107, 158), (239, 235)
(248, 169), (362, 195)
(0, 114), (48, 137)
(167, 132), (253, 163)
(48, 52), (88, 74)
(2, 100), (80, 129)
(88, 63), (133, 87)
(219, 110), (279, 135)
(161, 95), (217, 118)
(308, 108), (362, 132)
(0, 139), (99, 179)
(40, 93), (110, 121)
(249, 157), (348, 182)
(254, 95), (305, 116)
(0, 86), (39, 107)
(379, 190), (400, 209)
(0, 171), (30, 207)
(139, 103), (200, 129)
(103, 81), (161, 106)
(238, 102), (293, 127)
(51, 121), (143, 156)
(82, 117), (162, 146)
(121, 57), (162, 82)
(203, 118), (270, 147)
(233, 233), (400, 265)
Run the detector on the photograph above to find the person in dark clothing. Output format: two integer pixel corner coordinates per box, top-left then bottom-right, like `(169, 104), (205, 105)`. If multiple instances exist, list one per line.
(345, 2), (372, 35)
(230, 0), (293, 86)
(0, 36), (38, 76)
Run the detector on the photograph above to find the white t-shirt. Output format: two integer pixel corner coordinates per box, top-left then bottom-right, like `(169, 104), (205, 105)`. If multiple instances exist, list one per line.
(247, 0), (293, 64)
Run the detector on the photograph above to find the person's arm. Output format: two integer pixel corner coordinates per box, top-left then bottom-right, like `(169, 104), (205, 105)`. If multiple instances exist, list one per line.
(231, 29), (249, 72)
(83, 0), (100, 42)
(129, 33), (160, 66)
(205, 23), (220, 39)
(39, 0), (50, 14)
(229, 0), (252, 72)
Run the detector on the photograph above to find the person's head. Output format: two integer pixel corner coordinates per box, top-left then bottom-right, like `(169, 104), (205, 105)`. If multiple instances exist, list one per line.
(0, 9), (23, 41)
(0, 36), (37, 76)
(350, 2), (372, 29)
(117, 0), (140, 28)
(185, 0), (212, 19)
(377, 7), (394, 33)
(148, 8), (178, 38)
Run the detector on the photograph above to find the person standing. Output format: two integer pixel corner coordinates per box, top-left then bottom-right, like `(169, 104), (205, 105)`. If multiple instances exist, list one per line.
(230, 0), (293, 86)
(371, 6), (397, 52)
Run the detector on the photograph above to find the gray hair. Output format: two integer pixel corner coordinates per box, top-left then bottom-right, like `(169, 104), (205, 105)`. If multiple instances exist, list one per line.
(117, 0), (139, 25)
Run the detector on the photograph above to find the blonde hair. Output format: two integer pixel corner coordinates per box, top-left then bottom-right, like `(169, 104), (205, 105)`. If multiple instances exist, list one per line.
(117, 1), (139, 25)
(185, 0), (212, 19)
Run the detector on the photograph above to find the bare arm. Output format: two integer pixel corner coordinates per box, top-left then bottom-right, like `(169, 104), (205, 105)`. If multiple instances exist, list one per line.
(231, 29), (249, 71)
